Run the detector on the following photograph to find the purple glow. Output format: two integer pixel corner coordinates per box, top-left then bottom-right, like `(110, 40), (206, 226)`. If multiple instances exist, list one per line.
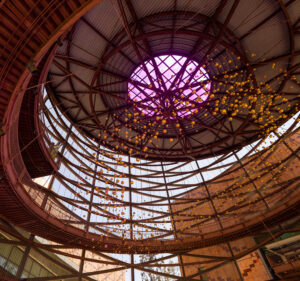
(128, 55), (211, 118)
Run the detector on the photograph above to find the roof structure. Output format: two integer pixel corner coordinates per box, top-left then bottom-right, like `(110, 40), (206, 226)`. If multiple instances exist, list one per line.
(47, 0), (299, 160)
(0, 0), (299, 280)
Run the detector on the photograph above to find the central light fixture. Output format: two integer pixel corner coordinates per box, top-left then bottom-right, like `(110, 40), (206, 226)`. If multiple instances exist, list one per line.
(128, 55), (211, 118)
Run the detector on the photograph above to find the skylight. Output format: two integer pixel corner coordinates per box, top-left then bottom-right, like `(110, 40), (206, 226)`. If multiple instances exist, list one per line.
(128, 55), (211, 118)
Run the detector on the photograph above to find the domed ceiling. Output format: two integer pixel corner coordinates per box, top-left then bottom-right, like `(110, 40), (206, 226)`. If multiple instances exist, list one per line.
(31, 0), (300, 255)
(47, 0), (299, 161)
(1, 0), (300, 280)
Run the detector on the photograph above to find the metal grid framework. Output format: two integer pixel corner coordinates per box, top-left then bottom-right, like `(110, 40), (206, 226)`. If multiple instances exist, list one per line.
(0, 0), (299, 280)
(0, 216), (299, 281)
(38, 94), (300, 251)
(47, 0), (300, 161)
(128, 54), (211, 117)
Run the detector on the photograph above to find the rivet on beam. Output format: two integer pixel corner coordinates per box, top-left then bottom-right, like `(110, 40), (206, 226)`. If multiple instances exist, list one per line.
(27, 61), (38, 74)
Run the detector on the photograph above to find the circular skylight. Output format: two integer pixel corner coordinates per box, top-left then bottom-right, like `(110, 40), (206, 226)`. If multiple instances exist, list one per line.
(128, 55), (211, 118)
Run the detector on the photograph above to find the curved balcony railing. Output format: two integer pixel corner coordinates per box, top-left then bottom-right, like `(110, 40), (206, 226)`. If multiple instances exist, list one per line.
(1, 76), (299, 253)
(0, 0), (299, 255)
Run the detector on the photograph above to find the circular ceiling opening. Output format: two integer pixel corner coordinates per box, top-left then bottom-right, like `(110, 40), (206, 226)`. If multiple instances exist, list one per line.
(45, 7), (299, 162)
(128, 55), (211, 118)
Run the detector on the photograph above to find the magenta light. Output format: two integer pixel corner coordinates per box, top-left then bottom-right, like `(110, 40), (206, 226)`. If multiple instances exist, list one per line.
(128, 55), (211, 118)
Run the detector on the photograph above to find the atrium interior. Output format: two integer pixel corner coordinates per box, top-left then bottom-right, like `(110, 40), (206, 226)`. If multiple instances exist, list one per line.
(0, 0), (299, 280)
